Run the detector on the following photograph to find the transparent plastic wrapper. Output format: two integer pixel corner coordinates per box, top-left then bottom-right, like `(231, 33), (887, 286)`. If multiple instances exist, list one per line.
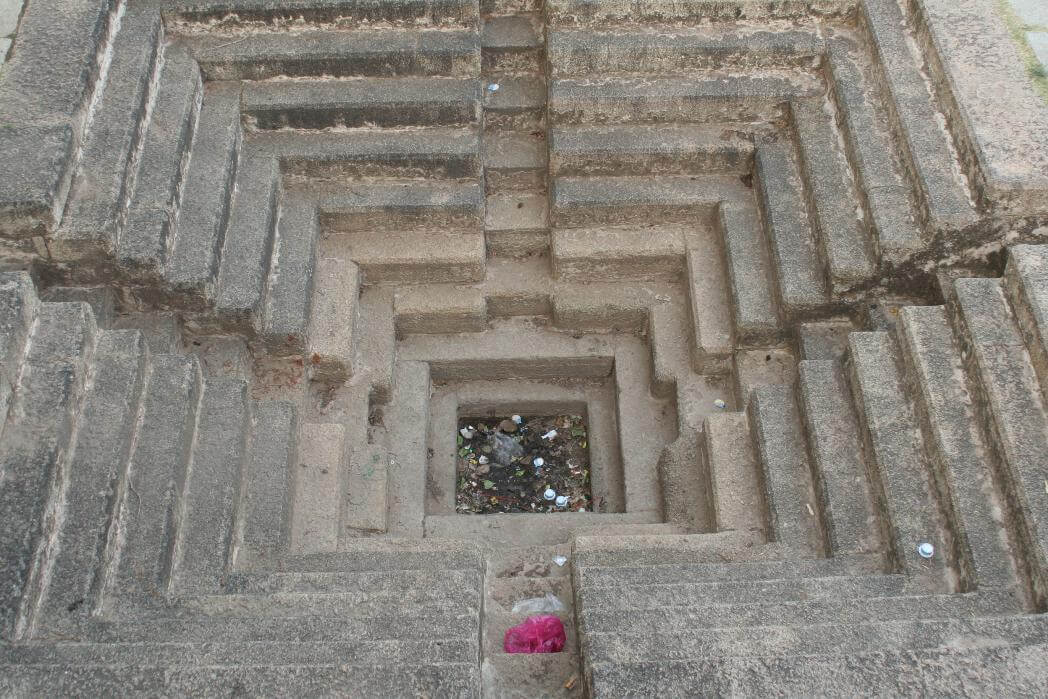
(503, 615), (566, 654)
(511, 592), (566, 614)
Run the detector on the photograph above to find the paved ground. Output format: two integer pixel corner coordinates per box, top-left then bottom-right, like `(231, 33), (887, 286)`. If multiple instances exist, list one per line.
(1006, 0), (1048, 79)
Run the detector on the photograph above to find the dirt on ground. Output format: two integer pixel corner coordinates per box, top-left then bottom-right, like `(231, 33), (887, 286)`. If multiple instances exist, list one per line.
(456, 414), (592, 514)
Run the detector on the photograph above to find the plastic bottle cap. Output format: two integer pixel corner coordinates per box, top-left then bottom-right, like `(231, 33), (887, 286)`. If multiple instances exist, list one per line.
(917, 542), (935, 558)
(555, 495), (569, 507)
(533, 457), (544, 467)
(713, 399), (726, 409)
(543, 488), (556, 501)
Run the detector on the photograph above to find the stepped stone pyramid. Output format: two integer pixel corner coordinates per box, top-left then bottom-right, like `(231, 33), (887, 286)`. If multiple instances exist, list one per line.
(1, 0), (1048, 694)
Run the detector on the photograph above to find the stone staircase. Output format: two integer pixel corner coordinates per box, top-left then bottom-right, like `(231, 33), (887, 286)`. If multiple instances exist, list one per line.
(2, 0), (1048, 694)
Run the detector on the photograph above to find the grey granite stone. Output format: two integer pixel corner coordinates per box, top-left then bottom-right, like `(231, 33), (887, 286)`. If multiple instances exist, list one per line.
(238, 400), (297, 567)
(261, 198), (317, 352)
(0, 125), (74, 236)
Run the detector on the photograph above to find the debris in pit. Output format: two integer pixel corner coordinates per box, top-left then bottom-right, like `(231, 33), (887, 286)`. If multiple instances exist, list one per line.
(456, 414), (593, 514)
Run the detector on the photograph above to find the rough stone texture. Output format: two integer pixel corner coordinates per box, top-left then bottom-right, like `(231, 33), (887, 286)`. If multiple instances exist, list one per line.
(4, 0), (1048, 693)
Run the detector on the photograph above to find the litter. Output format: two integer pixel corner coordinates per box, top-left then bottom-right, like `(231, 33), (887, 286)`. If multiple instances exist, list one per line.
(511, 592), (566, 614)
(512, 415), (523, 424)
(459, 426), (476, 439)
(541, 429), (558, 440)
(487, 83), (500, 92)
(533, 457), (545, 468)
(555, 495), (569, 507)
(552, 555), (568, 566)
(478, 455), (489, 465)
(543, 488), (557, 501)
(503, 615), (566, 654)
(917, 542), (935, 559)
(713, 399), (726, 409)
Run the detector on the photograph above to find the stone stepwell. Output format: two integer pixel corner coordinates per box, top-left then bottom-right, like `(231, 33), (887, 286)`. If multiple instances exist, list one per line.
(1, 0), (1048, 695)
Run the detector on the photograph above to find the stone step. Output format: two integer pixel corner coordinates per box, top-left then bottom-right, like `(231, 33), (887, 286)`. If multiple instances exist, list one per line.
(169, 377), (249, 594)
(859, 0), (976, 233)
(0, 301), (96, 639)
(753, 141), (829, 316)
(550, 73), (818, 125)
(551, 225), (685, 280)
(482, 130), (547, 194)
(90, 604), (480, 643)
(165, 82), (242, 302)
(952, 276), (1048, 608)
(52, 8), (163, 261)
(481, 14), (543, 74)
(545, 0), (850, 26)
(188, 28), (480, 80)
(342, 441), (391, 537)
(584, 641), (1048, 696)
(394, 284), (487, 336)
(120, 46), (202, 275)
(0, 271), (40, 391)
(261, 198), (318, 353)
(109, 354), (202, 600)
(168, 0), (480, 27)
(0, 662), (480, 696)
(549, 124), (753, 177)
(550, 174), (746, 227)
(242, 77), (479, 129)
(35, 330), (149, 635)
(578, 587), (1019, 634)
(483, 75), (545, 130)
(307, 257), (360, 381)
(252, 126), (481, 180)
(578, 573), (912, 611)
(826, 39), (923, 263)
(789, 97), (875, 292)
(485, 191), (549, 257)
(796, 360), (880, 558)
(178, 588), (480, 619)
(227, 568), (480, 595)
(238, 400), (298, 568)
(686, 234), (734, 373)
(313, 180), (483, 233)
(576, 553), (883, 588)
(331, 229), (486, 284)
(290, 422), (345, 555)
(482, 653), (583, 699)
(747, 384), (823, 555)
(571, 530), (787, 568)
(846, 331), (947, 583)
(719, 203), (781, 346)
(582, 613), (1048, 665)
(550, 281), (652, 331)
(703, 412), (763, 535)
(424, 512), (676, 545)
(896, 304), (1018, 593)
(547, 26), (824, 76)
(2, 638), (477, 667)
(1004, 245), (1048, 407)
(213, 148), (281, 327)
(272, 538), (484, 573)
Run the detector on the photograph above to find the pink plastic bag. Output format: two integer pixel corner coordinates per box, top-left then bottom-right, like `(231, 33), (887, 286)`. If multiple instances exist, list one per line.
(503, 614), (566, 654)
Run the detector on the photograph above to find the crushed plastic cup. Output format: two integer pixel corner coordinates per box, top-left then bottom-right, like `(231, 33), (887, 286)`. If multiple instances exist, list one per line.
(552, 555), (568, 566)
(543, 488), (557, 501)
(503, 615), (566, 654)
(511, 592), (566, 614)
